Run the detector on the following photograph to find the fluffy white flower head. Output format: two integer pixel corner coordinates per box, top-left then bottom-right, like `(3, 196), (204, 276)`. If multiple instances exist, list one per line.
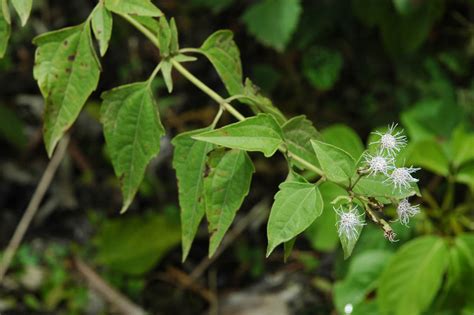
(335, 205), (365, 241)
(388, 167), (420, 190)
(396, 198), (420, 226)
(364, 153), (394, 176)
(372, 123), (407, 156)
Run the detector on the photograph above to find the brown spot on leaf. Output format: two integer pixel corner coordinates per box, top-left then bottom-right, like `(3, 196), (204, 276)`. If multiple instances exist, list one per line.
(65, 68), (71, 73)
(68, 54), (76, 61)
(63, 40), (68, 46)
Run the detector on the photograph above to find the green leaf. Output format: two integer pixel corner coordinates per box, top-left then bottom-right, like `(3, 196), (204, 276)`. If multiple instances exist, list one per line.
(241, 78), (286, 124)
(311, 140), (356, 185)
(130, 15), (159, 33)
(169, 17), (179, 53)
(11, 0), (32, 26)
(283, 237), (296, 262)
(302, 46), (343, 90)
(94, 213), (181, 275)
(172, 127), (214, 261)
(1, 0), (10, 24)
(446, 234), (474, 291)
(456, 161), (474, 190)
(378, 236), (449, 315)
(404, 139), (449, 176)
(242, 0), (302, 52)
(104, 0), (163, 17)
(91, 2), (113, 56)
(0, 2), (11, 58)
(100, 82), (164, 213)
(157, 16), (171, 56)
(193, 114), (284, 157)
(305, 182), (346, 251)
(33, 23), (101, 156)
(339, 205), (365, 259)
(0, 104), (27, 149)
(282, 115), (321, 170)
(353, 174), (420, 202)
(266, 181), (323, 256)
(204, 149), (254, 257)
(450, 126), (474, 168)
(334, 250), (393, 313)
(322, 124), (364, 161)
(199, 30), (243, 96)
(161, 60), (173, 93)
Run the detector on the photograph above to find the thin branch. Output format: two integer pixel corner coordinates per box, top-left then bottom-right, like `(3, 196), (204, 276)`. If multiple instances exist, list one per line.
(74, 257), (147, 315)
(0, 136), (70, 282)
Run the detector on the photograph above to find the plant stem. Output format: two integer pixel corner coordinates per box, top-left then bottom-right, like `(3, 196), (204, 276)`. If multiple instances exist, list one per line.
(122, 15), (324, 177)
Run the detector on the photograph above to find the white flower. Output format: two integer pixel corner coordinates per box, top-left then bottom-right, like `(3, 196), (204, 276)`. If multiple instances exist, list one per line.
(396, 198), (420, 226)
(372, 123), (407, 156)
(335, 205), (365, 241)
(364, 153), (394, 176)
(387, 167), (420, 190)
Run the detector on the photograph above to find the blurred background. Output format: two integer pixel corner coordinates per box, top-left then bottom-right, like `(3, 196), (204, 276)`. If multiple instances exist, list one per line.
(0, 0), (473, 314)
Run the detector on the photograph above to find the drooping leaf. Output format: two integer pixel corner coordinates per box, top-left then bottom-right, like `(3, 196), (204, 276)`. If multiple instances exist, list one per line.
(94, 212), (181, 275)
(283, 237), (296, 262)
(193, 114), (284, 157)
(169, 17), (179, 53)
(91, 2), (113, 56)
(172, 127), (214, 261)
(11, 0), (32, 26)
(199, 30), (243, 96)
(242, 0), (302, 52)
(204, 149), (254, 257)
(302, 46), (343, 90)
(334, 250), (393, 313)
(33, 23), (101, 156)
(100, 82), (164, 213)
(266, 181), (323, 256)
(0, 5), (10, 58)
(161, 60), (173, 93)
(378, 236), (449, 315)
(311, 140), (356, 185)
(104, 0), (163, 17)
(157, 16), (171, 56)
(322, 124), (364, 161)
(305, 182), (346, 251)
(282, 115), (321, 170)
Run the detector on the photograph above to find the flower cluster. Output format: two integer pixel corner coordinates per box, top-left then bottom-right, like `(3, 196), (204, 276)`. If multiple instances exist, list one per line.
(367, 123), (420, 227)
(335, 205), (366, 241)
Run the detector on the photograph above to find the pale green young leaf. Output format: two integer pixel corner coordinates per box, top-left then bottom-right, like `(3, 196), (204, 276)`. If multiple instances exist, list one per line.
(199, 30), (243, 96)
(339, 206), (365, 259)
(378, 236), (449, 315)
(169, 17), (179, 53)
(11, 0), (32, 26)
(311, 140), (356, 185)
(173, 54), (197, 63)
(100, 82), (164, 213)
(0, 4), (10, 58)
(282, 115), (321, 170)
(172, 127), (214, 261)
(322, 124), (364, 160)
(91, 2), (113, 56)
(1, 0), (10, 24)
(334, 250), (393, 313)
(104, 0), (163, 17)
(33, 23), (101, 156)
(242, 0), (301, 52)
(353, 174), (420, 202)
(161, 60), (173, 93)
(204, 149), (254, 257)
(193, 114), (284, 157)
(157, 16), (171, 56)
(266, 181), (323, 256)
